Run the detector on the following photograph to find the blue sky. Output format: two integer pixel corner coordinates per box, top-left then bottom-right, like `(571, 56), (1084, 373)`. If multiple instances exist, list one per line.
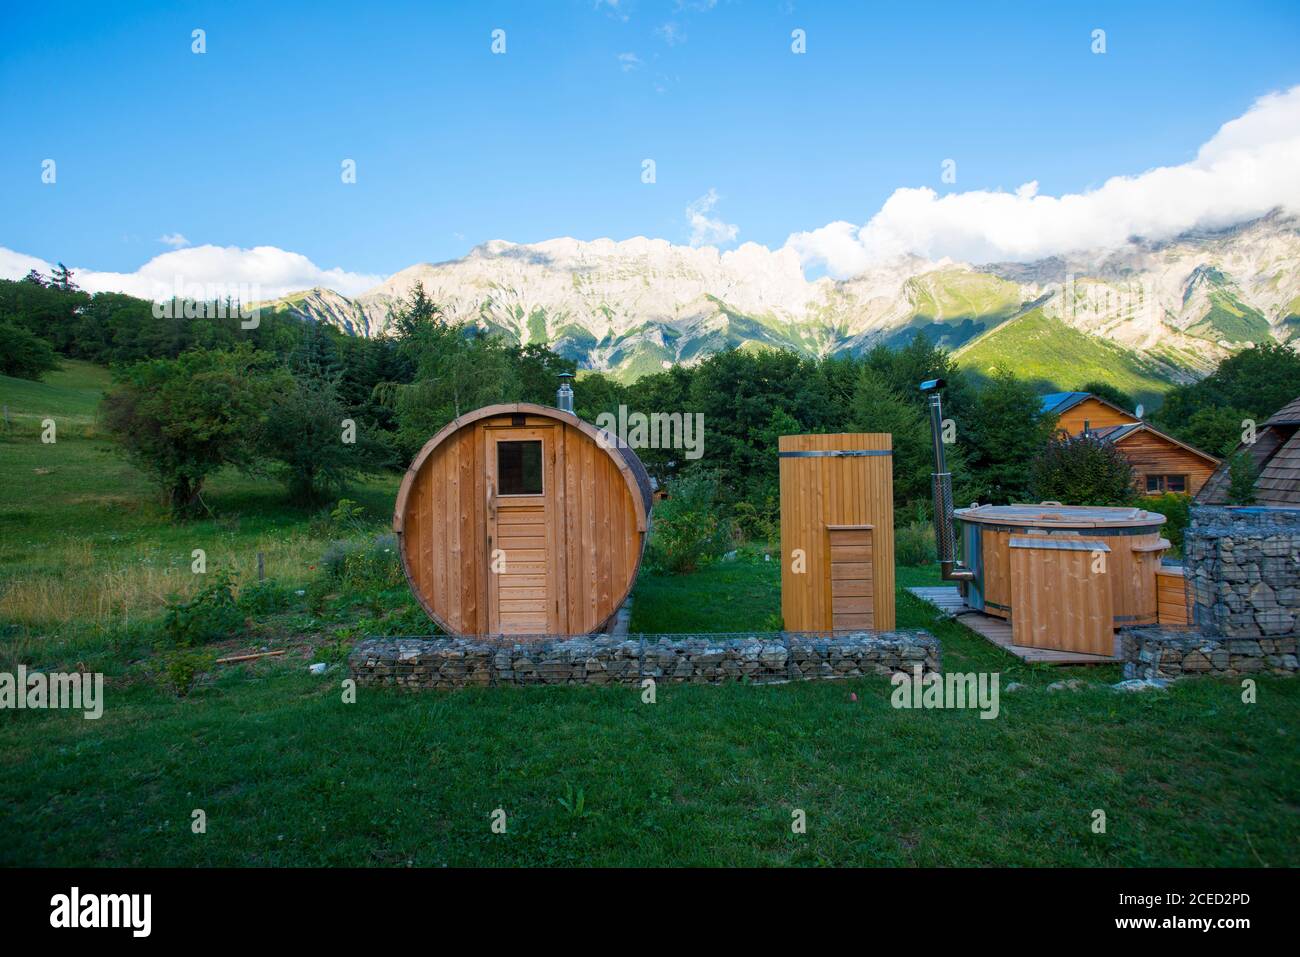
(2, 0), (1299, 286)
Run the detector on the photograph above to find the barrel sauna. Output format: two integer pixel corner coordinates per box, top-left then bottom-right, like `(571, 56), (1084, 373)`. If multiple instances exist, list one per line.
(779, 433), (896, 632)
(955, 504), (1170, 652)
(393, 403), (653, 637)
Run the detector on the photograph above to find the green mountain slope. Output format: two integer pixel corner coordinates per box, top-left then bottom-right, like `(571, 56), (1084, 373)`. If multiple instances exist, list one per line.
(884, 269), (1025, 350)
(954, 308), (1183, 406)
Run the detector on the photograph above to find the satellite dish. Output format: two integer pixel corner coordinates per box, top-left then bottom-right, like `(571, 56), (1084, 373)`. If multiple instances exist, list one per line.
(1135, 403), (1145, 419)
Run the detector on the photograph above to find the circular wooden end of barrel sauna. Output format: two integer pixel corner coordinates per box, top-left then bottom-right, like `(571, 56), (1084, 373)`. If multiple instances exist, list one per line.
(393, 403), (653, 638)
(955, 504), (1170, 631)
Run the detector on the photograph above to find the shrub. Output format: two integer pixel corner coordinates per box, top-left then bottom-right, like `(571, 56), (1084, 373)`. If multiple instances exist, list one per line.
(237, 579), (292, 617)
(1030, 431), (1137, 506)
(310, 498), (370, 539)
(319, 625), (363, 664)
(161, 573), (244, 647)
(321, 533), (403, 590)
(1143, 492), (1191, 554)
(160, 648), (216, 697)
(895, 504), (937, 567)
(732, 492), (779, 552)
(646, 471), (733, 574)
(0, 321), (59, 380)
(1226, 449), (1258, 505)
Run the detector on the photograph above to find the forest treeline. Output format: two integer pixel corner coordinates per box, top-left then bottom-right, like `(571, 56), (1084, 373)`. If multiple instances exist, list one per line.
(3, 269), (1297, 526)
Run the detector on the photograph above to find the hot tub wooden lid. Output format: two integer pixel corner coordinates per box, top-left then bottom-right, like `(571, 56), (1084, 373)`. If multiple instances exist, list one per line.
(953, 503), (1167, 528)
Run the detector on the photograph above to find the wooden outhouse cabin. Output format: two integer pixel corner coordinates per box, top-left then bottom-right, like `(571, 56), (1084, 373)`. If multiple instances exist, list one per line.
(393, 402), (653, 637)
(778, 433), (896, 633)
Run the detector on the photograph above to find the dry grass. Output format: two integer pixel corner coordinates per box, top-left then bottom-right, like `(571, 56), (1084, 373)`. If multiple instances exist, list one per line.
(0, 531), (327, 630)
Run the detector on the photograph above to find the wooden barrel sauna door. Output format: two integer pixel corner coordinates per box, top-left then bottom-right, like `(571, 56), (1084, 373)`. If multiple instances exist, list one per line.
(486, 426), (554, 635)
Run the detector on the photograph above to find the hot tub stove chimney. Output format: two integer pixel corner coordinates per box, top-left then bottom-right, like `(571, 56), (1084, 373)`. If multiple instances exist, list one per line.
(556, 372), (575, 413)
(919, 378), (974, 583)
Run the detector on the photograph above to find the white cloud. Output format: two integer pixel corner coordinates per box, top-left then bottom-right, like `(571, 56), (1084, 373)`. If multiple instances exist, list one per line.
(0, 248), (56, 280)
(616, 52), (642, 72)
(656, 22), (685, 45)
(785, 84), (1300, 277)
(0, 244), (384, 301)
(595, 0), (629, 22)
(158, 232), (190, 248)
(686, 189), (739, 247)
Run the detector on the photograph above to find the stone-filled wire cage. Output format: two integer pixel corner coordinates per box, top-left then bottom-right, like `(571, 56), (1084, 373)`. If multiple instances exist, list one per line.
(1184, 505), (1300, 638)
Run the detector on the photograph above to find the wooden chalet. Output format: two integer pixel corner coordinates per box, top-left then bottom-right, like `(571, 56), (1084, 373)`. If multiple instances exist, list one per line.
(1038, 392), (1221, 497)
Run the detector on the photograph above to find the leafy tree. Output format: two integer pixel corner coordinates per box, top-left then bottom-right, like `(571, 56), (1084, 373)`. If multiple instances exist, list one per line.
(381, 281), (585, 458)
(100, 347), (278, 517)
(1226, 449), (1258, 505)
(847, 369), (936, 510)
(514, 342), (576, 406)
(618, 365), (693, 484)
(1030, 431), (1137, 506)
(391, 281), (443, 338)
(961, 368), (1055, 504)
(1155, 341), (1300, 442)
(0, 277), (89, 354)
(684, 349), (820, 504)
(1181, 405), (1255, 456)
(256, 371), (389, 505)
(0, 321), (59, 380)
(864, 333), (974, 417)
(1077, 380), (1137, 415)
(289, 320), (343, 380)
(571, 370), (627, 423)
(47, 262), (78, 291)
(22, 269), (46, 287)
(645, 470), (733, 573)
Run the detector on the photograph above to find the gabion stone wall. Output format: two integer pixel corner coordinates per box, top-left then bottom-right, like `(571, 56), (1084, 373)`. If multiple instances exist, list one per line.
(348, 632), (941, 690)
(1122, 627), (1298, 680)
(1185, 506), (1300, 638)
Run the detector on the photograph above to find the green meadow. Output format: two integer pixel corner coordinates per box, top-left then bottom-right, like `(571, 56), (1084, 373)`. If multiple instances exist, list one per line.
(1, 362), (1297, 867)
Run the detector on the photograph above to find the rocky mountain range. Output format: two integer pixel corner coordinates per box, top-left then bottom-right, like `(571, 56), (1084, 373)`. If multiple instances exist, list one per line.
(269, 212), (1300, 400)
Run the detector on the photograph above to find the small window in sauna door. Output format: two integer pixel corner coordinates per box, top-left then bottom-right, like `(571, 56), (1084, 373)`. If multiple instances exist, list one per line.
(828, 526), (873, 631)
(487, 428), (554, 635)
(497, 440), (543, 495)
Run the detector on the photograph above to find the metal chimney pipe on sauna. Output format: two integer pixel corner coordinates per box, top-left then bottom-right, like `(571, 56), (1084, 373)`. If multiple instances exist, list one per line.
(919, 378), (975, 582)
(557, 372), (575, 413)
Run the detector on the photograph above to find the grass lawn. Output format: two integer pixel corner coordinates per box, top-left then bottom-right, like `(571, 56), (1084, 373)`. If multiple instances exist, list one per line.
(1, 362), (1298, 866)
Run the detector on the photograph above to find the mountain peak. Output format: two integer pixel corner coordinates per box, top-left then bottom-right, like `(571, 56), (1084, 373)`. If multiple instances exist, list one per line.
(273, 214), (1300, 385)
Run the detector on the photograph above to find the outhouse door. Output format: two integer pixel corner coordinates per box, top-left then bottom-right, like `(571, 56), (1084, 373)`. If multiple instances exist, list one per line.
(486, 426), (556, 635)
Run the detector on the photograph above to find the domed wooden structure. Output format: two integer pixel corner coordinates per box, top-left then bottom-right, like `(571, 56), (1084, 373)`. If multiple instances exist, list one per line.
(393, 403), (653, 637)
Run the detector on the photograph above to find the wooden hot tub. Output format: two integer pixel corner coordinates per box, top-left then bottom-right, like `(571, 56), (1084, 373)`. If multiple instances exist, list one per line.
(954, 504), (1170, 654)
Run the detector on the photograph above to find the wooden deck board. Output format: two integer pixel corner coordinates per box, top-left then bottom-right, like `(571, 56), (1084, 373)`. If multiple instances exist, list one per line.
(906, 586), (1122, 665)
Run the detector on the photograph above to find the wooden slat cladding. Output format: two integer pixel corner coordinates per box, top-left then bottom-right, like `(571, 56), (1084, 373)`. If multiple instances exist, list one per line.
(829, 526), (873, 631)
(975, 526), (1165, 627)
(1156, 565), (1191, 626)
(1055, 396), (1138, 434)
(779, 434), (895, 632)
(1115, 429), (1218, 496)
(1009, 539), (1114, 655)
(395, 404), (649, 637)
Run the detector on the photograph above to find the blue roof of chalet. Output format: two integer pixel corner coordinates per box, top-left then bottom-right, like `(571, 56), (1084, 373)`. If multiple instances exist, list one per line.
(1038, 392), (1091, 415)
(1089, 423), (1143, 442)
